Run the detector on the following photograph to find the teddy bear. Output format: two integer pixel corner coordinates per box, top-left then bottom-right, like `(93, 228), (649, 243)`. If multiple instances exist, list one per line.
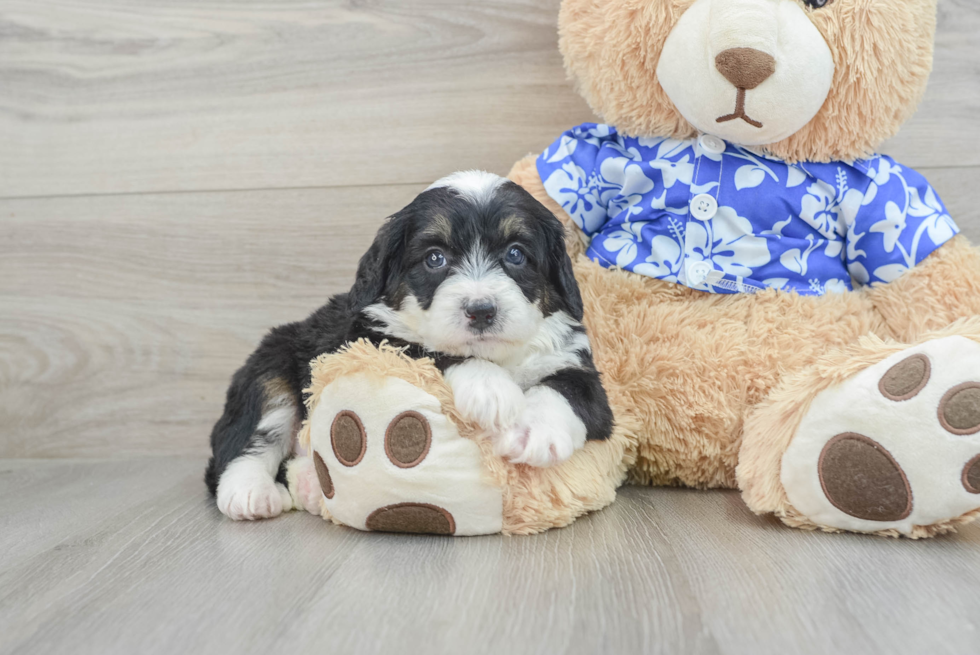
(286, 0), (980, 538)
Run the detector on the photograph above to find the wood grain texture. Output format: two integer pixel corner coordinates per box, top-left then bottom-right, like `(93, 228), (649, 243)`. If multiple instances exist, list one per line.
(3, 168), (979, 458)
(1, 0), (977, 200)
(0, 184), (424, 457)
(1, 457), (978, 655)
(880, 0), (980, 166)
(0, 0), (594, 198)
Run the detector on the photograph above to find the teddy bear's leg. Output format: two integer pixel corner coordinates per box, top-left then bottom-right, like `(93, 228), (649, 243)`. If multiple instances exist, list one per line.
(739, 319), (980, 538)
(288, 340), (634, 535)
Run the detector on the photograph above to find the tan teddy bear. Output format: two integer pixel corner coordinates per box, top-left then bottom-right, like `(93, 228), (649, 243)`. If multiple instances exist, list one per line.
(289, 0), (980, 538)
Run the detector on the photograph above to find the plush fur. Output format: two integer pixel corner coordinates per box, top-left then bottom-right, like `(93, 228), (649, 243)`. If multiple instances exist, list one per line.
(294, 0), (980, 537)
(558, 0), (937, 163)
(737, 316), (980, 539)
(297, 340), (635, 535)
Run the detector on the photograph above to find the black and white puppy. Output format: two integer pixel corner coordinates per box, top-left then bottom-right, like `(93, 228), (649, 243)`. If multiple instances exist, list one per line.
(206, 171), (614, 520)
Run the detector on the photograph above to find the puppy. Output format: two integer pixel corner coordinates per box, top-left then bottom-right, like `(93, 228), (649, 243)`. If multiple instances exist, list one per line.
(206, 171), (614, 520)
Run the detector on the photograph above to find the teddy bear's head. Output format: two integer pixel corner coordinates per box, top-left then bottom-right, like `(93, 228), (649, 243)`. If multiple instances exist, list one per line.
(559, 0), (937, 162)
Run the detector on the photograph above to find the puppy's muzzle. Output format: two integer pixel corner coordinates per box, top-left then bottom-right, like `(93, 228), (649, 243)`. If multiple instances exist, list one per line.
(464, 300), (497, 333)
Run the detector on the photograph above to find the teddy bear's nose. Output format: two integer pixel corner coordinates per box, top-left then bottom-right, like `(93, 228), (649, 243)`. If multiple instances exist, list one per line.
(715, 47), (776, 90)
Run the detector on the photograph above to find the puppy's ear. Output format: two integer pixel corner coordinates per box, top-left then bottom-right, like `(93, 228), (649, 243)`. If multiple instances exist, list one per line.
(546, 217), (585, 321)
(509, 182), (585, 321)
(348, 211), (408, 313)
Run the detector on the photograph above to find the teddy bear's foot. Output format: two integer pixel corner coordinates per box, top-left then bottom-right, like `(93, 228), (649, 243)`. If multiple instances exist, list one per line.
(744, 334), (980, 537)
(298, 372), (504, 536)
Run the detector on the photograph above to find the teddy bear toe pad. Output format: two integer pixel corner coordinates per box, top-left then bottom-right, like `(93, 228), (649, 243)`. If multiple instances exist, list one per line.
(782, 337), (980, 535)
(306, 374), (503, 536)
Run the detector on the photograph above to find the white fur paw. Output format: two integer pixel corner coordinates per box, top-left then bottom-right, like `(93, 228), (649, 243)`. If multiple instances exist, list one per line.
(216, 458), (288, 521)
(445, 359), (525, 431)
(494, 386), (586, 467)
(782, 336), (980, 536)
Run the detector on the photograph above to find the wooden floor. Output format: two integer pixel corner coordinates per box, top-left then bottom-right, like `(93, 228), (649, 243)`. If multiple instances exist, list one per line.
(1, 457), (979, 655)
(2, 1), (980, 653)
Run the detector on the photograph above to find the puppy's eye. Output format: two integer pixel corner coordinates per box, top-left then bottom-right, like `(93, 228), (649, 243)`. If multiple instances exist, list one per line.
(803, 0), (833, 8)
(425, 250), (446, 270)
(505, 246), (526, 266)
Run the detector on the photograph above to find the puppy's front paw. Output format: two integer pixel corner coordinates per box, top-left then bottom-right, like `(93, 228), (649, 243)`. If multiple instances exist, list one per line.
(494, 386), (587, 467)
(216, 460), (290, 520)
(445, 360), (525, 431)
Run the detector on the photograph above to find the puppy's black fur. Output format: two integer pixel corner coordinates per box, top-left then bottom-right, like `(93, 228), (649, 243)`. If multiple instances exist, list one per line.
(205, 179), (612, 498)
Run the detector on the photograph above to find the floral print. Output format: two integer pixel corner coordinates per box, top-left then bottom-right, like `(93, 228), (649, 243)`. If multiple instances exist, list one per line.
(537, 123), (957, 295)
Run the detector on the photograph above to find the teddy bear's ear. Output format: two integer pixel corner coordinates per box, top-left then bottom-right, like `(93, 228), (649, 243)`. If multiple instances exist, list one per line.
(558, 0), (698, 142)
(347, 210), (408, 313)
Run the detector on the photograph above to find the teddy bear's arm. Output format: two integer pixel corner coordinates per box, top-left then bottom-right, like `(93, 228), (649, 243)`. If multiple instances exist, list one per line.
(866, 235), (980, 342)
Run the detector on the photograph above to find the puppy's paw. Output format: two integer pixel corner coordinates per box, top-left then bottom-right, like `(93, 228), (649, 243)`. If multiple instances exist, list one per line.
(445, 359), (525, 431)
(216, 459), (288, 520)
(494, 386), (587, 467)
(495, 423), (574, 467)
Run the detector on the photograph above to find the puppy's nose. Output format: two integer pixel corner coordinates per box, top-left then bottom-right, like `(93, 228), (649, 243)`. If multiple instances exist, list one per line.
(464, 301), (497, 331)
(715, 48), (776, 90)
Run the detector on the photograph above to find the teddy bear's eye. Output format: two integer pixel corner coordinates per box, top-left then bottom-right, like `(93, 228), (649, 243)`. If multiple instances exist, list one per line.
(803, 0), (834, 8)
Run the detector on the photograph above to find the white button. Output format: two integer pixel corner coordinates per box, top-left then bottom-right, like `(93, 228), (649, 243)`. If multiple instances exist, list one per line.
(699, 134), (726, 154)
(688, 261), (712, 285)
(690, 194), (718, 221)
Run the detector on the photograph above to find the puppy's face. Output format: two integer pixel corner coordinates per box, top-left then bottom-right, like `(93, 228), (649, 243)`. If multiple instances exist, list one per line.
(352, 171), (582, 361)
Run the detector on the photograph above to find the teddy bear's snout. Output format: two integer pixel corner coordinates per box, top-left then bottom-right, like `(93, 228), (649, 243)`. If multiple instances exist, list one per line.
(714, 47), (776, 91)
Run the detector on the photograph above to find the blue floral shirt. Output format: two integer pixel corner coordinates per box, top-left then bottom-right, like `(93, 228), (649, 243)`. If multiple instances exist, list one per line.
(537, 123), (958, 295)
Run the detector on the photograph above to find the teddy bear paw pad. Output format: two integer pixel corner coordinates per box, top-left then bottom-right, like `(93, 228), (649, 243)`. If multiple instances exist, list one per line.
(782, 336), (980, 535)
(365, 503), (456, 535)
(304, 373), (503, 536)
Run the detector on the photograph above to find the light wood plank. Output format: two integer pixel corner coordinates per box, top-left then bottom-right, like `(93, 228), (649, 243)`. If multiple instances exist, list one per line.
(0, 0), (593, 198)
(1, 457), (978, 655)
(1, 0), (977, 200)
(648, 488), (980, 655)
(880, 0), (980, 165)
(0, 184), (425, 458)
(2, 167), (979, 458)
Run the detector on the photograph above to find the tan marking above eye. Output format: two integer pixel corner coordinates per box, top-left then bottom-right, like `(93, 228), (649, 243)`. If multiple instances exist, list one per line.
(331, 410), (366, 466)
(818, 433), (912, 522)
(384, 411), (432, 468)
(500, 215), (531, 240)
(420, 214), (452, 241)
(938, 383), (980, 435)
(878, 354), (931, 401)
